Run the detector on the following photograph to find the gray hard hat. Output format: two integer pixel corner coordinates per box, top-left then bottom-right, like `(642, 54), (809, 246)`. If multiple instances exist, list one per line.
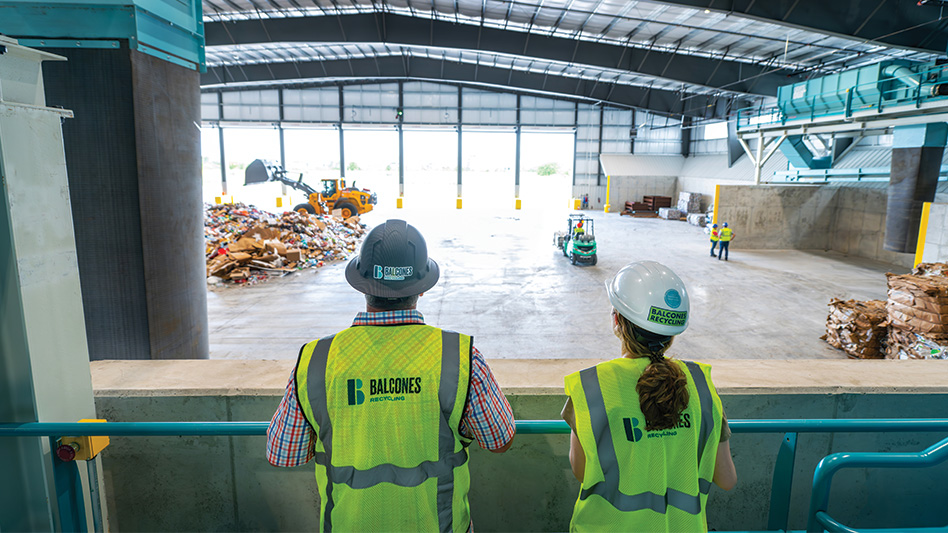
(345, 219), (440, 298)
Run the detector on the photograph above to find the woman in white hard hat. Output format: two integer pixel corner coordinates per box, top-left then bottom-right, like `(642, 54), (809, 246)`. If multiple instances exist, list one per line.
(562, 261), (736, 532)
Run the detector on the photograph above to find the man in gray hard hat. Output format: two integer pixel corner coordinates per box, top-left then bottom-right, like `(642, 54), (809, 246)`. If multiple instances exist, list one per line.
(266, 219), (515, 532)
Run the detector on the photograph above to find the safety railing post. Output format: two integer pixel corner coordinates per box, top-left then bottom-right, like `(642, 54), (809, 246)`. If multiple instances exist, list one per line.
(51, 436), (88, 532)
(766, 432), (798, 531)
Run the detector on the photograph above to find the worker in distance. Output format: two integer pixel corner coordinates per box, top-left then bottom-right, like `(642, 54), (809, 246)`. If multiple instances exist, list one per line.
(266, 219), (515, 532)
(562, 261), (737, 532)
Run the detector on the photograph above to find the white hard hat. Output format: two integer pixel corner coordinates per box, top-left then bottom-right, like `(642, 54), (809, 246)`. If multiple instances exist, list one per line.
(605, 261), (690, 337)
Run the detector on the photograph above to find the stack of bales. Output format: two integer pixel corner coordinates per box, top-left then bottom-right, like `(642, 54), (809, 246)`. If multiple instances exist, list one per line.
(885, 263), (948, 359)
(822, 299), (888, 359)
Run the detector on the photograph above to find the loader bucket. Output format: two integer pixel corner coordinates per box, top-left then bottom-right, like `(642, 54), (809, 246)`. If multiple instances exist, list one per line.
(244, 159), (273, 186)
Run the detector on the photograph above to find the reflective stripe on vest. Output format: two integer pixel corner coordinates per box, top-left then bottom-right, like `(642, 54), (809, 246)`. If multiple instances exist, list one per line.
(577, 361), (715, 515)
(304, 330), (468, 532)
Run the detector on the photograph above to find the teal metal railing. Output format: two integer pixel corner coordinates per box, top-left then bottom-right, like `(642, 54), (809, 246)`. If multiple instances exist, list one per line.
(3, 418), (948, 532)
(807, 435), (948, 533)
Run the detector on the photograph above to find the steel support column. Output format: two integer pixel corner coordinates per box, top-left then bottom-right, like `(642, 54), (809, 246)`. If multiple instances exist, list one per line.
(596, 106), (604, 186)
(398, 81), (404, 199)
(278, 89), (287, 197)
(572, 102), (579, 187)
(457, 86), (463, 205)
(681, 116), (692, 158)
(515, 94), (521, 208)
(630, 110), (635, 155)
(217, 92), (226, 195)
(338, 85), (345, 179)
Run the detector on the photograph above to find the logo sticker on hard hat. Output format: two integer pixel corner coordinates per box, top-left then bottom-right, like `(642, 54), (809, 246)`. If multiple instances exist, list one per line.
(647, 306), (687, 327)
(664, 289), (682, 308)
(374, 265), (413, 281)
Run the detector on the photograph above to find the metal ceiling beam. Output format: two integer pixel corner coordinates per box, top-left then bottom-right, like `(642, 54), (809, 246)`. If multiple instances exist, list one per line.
(202, 55), (750, 118)
(204, 13), (803, 96)
(650, 0), (948, 55)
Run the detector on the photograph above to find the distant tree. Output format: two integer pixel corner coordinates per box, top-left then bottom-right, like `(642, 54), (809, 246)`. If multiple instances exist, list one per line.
(347, 162), (361, 171)
(537, 162), (559, 176)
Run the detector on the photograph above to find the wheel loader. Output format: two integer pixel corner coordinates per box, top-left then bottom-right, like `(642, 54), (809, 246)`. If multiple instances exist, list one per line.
(244, 159), (377, 219)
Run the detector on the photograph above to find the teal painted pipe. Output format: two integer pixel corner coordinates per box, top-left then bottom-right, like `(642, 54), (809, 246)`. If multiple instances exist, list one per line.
(2, 419), (948, 437)
(806, 436), (948, 532)
(729, 419), (948, 433)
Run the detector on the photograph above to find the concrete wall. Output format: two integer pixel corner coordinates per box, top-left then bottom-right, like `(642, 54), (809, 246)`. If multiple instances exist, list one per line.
(606, 175), (678, 212)
(715, 184), (914, 268)
(831, 186), (913, 267)
(715, 185), (837, 250)
(90, 360), (948, 532)
(921, 203), (948, 264)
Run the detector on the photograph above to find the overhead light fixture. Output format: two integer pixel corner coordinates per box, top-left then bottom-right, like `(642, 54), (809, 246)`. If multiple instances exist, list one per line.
(704, 9), (711, 13)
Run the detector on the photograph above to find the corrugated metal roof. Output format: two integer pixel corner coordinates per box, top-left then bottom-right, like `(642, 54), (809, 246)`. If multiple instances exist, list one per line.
(202, 0), (941, 100)
(203, 0), (937, 75)
(600, 154), (684, 176)
(206, 42), (709, 95)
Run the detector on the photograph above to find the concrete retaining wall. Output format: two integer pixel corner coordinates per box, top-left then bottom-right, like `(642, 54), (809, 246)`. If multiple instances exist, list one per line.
(606, 175), (678, 212)
(90, 360), (948, 532)
(921, 203), (948, 264)
(716, 184), (914, 268)
(715, 185), (837, 250)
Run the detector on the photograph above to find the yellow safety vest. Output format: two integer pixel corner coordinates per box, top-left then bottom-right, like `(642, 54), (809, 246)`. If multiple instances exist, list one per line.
(710, 229), (719, 242)
(719, 228), (733, 242)
(296, 325), (473, 532)
(565, 358), (723, 533)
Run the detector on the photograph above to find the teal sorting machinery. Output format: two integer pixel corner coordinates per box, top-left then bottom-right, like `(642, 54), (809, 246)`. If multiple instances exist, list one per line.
(776, 59), (948, 122)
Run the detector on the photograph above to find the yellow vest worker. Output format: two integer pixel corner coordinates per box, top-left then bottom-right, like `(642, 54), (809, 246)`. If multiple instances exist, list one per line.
(296, 325), (473, 532)
(564, 261), (735, 532)
(565, 358), (723, 532)
(719, 227), (733, 242)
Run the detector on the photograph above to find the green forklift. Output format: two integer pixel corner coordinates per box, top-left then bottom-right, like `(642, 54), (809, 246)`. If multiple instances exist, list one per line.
(555, 214), (598, 266)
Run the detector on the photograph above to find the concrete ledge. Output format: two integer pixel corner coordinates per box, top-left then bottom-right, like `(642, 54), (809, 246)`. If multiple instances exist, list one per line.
(91, 358), (948, 397)
(89, 358), (948, 531)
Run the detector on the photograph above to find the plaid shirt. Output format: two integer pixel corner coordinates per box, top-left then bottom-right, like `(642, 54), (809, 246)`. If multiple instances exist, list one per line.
(266, 310), (516, 467)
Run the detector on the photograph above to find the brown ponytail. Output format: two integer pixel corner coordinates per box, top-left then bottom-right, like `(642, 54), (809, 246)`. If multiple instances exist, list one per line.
(614, 312), (690, 431)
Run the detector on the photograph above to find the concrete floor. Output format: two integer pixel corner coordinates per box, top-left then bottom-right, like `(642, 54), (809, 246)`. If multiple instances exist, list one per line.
(207, 204), (906, 361)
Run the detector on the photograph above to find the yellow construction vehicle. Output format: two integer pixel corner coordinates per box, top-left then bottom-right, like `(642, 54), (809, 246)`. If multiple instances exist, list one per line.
(245, 159), (377, 218)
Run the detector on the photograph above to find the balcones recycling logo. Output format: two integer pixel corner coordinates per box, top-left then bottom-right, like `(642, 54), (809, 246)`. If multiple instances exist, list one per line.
(374, 265), (413, 281)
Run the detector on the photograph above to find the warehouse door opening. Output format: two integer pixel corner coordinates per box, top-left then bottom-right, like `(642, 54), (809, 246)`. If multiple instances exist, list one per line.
(519, 131), (574, 214)
(403, 128), (458, 211)
(342, 128), (399, 209)
(462, 129), (516, 211)
(201, 126), (343, 214)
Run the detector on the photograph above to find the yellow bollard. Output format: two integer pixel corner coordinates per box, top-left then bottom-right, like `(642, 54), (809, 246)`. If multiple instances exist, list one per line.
(515, 198), (522, 210)
(397, 197), (404, 209)
(603, 204), (610, 213)
(276, 197), (283, 208)
(456, 197), (463, 209)
(915, 202), (932, 268)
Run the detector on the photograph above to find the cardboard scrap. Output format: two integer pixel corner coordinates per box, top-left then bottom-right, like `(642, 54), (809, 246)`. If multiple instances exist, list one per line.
(883, 266), (948, 359)
(821, 299), (888, 359)
(886, 327), (948, 360)
(886, 272), (948, 335)
(204, 203), (367, 285)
